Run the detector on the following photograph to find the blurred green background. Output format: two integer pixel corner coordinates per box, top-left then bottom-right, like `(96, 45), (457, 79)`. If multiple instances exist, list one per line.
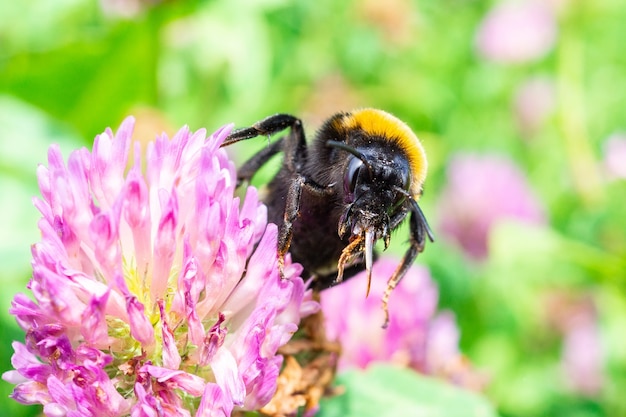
(1, 0), (625, 416)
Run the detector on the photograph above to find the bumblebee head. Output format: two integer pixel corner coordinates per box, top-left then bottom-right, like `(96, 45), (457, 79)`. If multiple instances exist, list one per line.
(325, 108), (433, 294)
(330, 140), (408, 241)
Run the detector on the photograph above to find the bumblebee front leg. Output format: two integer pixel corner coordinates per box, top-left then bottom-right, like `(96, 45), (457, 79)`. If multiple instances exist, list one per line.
(221, 113), (333, 277)
(277, 173), (334, 276)
(380, 199), (434, 327)
(221, 114), (302, 146)
(221, 113), (306, 184)
(380, 211), (421, 328)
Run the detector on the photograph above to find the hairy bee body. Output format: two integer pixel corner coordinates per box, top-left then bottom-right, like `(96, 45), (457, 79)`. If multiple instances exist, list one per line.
(221, 109), (433, 325)
(265, 169), (343, 285)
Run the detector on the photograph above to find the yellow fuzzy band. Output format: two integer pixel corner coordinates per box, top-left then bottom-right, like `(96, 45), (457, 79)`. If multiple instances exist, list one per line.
(337, 108), (427, 197)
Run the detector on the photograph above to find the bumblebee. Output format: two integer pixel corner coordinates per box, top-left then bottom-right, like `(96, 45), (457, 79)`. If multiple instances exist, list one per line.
(221, 108), (434, 326)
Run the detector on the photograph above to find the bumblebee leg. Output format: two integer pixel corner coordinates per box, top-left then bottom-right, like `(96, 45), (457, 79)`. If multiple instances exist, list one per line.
(313, 250), (379, 290)
(388, 207), (409, 230)
(277, 174), (304, 261)
(222, 113), (307, 183)
(381, 209), (424, 328)
(221, 114), (302, 147)
(410, 199), (435, 248)
(277, 173), (334, 272)
(336, 235), (365, 284)
(221, 113), (334, 278)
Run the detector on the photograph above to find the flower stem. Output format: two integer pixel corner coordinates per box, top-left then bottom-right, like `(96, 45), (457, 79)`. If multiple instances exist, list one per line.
(556, 21), (604, 206)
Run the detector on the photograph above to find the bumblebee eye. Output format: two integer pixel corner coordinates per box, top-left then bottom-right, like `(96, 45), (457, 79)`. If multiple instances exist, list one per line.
(344, 157), (363, 198)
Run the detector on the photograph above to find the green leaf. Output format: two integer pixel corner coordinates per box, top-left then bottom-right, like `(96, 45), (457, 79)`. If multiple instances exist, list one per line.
(318, 365), (498, 417)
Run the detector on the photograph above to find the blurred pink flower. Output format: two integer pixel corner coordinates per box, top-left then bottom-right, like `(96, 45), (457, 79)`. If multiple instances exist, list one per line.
(100, 0), (161, 17)
(602, 133), (626, 180)
(562, 318), (604, 396)
(2, 118), (317, 416)
(514, 76), (557, 136)
(320, 259), (481, 389)
(437, 154), (545, 260)
(475, 1), (557, 64)
(546, 292), (604, 396)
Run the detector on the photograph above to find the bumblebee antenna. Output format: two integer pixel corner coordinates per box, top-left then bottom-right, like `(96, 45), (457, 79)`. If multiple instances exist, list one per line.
(326, 140), (374, 179)
(393, 186), (435, 243)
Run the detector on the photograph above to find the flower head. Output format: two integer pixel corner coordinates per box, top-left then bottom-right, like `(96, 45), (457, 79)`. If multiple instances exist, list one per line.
(562, 316), (604, 396)
(3, 117), (316, 416)
(602, 133), (626, 180)
(436, 154), (545, 260)
(475, 0), (557, 64)
(545, 292), (604, 396)
(513, 76), (557, 136)
(100, 0), (161, 18)
(320, 259), (482, 389)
